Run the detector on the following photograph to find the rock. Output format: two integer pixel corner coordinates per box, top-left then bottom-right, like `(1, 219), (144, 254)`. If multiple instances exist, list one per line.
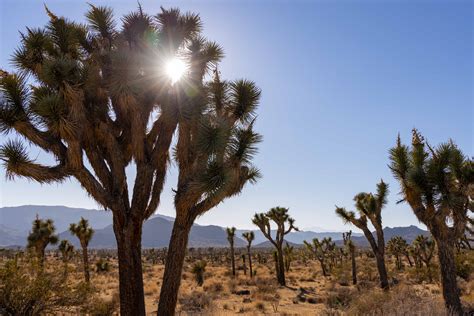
(243, 298), (252, 303)
(307, 297), (317, 304)
(235, 289), (250, 295)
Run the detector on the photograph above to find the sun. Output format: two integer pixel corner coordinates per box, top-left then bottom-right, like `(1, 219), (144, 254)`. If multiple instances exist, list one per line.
(165, 58), (187, 84)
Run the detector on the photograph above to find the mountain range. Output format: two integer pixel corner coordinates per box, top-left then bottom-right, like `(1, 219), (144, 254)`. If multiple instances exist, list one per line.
(0, 205), (429, 248)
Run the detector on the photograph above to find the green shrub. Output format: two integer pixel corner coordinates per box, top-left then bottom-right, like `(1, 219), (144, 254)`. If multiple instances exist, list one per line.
(95, 258), (110, 273)
(455, 251), (473, 280)
(0, 256), (88, 315)
(191, 260), (207, 286)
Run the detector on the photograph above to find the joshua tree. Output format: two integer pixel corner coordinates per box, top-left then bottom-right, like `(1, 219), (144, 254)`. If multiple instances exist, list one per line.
(335, 180), (390, 290)
(226, 227), (236, 276)
(0, 4), (259, 314)
(242, 254), (247, 275)
(58, 239), (74, 279)
(389, 129), (472, 314)
(157, 44), (261, 316)
(387, 236), (408, 270)
(343, 231), (357, 284)
(27, 217), (58, 270)
(304, 237), (334, 277)
(413, 235), (436, 282)
(253, 207), (297, 286)
(242, 231), (254, 278)
(283, 242), (294, 272)
(70, 217), (94, 284)
(191, 260), (207, 286)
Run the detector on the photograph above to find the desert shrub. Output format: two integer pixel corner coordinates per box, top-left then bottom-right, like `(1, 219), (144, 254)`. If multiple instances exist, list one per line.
(255, 277), (277, 294)
(255, 301), (265, 311)
(204, 281), (224, 294)
(179, 291), (213, 313)
(82, 293), (119, 316)
(326, 287), (353, 309)
(95, 258), (110, 273)
(347, 285), (446, 316)
(0, 257), (88, 315)
(192, 260), (207, 286)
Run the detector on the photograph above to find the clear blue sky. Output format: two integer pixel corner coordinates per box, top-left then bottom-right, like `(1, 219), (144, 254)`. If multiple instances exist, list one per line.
(0, 0), (472, 231)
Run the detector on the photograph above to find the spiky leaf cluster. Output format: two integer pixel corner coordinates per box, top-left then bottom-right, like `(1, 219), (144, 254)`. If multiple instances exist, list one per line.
(389, 129), (472, 240)
(69, 217), (94, 247)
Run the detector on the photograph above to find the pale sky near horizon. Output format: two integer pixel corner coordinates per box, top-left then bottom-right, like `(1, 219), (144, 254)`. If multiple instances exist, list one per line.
(0, 0), (472, 231)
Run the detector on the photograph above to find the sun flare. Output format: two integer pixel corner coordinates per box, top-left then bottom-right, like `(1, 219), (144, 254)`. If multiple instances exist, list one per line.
(165, 58), (187, 84)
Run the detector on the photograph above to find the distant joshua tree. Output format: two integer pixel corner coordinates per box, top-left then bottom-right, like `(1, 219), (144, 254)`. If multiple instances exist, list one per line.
(413, 235), (436, 282)
(70, 217), (94, 283)
(343, 231), (357, 284)
(58, 239), (74, 279)
(242, 231), (255, 278)
(253, 207), (298, 286)
(283, 242), (294, 272)
(191, 260), (207, 286)
(335, 180), (390, 290)
(305, 237), (336, 276)
(389, 129), (472, 314)
(387, 236), (408, 271)
(226, 227), (236, 276)
(27, 216), (58, 270)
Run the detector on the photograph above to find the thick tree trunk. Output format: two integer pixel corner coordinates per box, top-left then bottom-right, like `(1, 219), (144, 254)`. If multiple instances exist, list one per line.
(114, 217), (146, 316)
(435, 237), (463, 315)
(230, 244), (236, 276)
(157, 219), (193, 316)
(248, 250), (253, 278)
(277, 247), (286, 286)
(81, 244), (90, 283)
(351, 251), (357, 285)
(375, 252), (389, 290)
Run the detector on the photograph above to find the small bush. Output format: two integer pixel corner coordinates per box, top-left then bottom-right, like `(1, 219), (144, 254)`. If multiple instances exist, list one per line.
(191, 260), (207, 286)
(95, 258), (110, 273)
(179, 291), (213, 312)
(0, 257), (88, 315)
(82, 293), (119, 316)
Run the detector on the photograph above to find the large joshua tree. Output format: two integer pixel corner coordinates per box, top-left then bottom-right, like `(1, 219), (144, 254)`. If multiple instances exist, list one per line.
(27, 216), (58, 270)
(389, 129), (472, 314)
(335, 180), (390, 290)
(242, 231), (255, 278)
(0, 5), (244, 314)
(157, 45), (261, 316)
(70, 217), (94, 283)
(226, 227), (236, 276)
(252, 207), (297, 286)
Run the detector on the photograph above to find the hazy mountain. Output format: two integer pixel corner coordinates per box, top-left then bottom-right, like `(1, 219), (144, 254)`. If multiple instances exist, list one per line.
(235, 229), (362, 245)
(59, 216), (246, 249)
(338, 225), (430, 247)
(0, 205), (428, 249)
(254, 240), (301, 248)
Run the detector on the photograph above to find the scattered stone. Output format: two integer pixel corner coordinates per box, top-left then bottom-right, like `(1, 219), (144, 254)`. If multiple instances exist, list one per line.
(243, 298), (252, 303)
(235, 289), (250, 295)
(307, 297), (317, 304)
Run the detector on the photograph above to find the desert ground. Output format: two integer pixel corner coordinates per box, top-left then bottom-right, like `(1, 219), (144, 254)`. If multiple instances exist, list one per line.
(1, 247), (472, 315)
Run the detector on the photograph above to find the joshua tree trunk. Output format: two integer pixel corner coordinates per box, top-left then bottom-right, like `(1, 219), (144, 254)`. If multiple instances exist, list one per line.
(157, 215), (193, 316)
(114, 216), (146, 316)
(80, 242), (90, 284)
(276, 246), (286, 286)
(248, 250), (253, 278)
(351, 250), (357, 285)
(375, 252), (389, 290)
(405, 253), (413, 267)
(230, 244), (236, 277)
(435, 237), (463, 315)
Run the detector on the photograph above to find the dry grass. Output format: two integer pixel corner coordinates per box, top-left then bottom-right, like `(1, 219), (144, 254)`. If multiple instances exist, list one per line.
(1, 249), (473, 315)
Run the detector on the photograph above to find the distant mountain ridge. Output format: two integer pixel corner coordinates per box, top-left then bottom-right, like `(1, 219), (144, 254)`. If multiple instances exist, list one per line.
(0, 205), (429, 248)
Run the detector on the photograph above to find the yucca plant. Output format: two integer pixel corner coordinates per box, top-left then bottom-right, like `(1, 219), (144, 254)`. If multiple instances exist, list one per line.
(283, 242), (294, 273)
(191, 260), (207, 286)
(343, 231), (357, 284)
(70, 217), (94, 284)
(389, 129), (472, 314)
(226, 227), (236, 276)
(58, 239), (74, 280)
(27, 216), (58, 270)
(242, 231), (255, 278)
(412, 235), (436, 282)
(335, 180), (390, 290)
(304, 237), (334, 277)
(387, 236), (408, 271)
(253, 207), (297, 286)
